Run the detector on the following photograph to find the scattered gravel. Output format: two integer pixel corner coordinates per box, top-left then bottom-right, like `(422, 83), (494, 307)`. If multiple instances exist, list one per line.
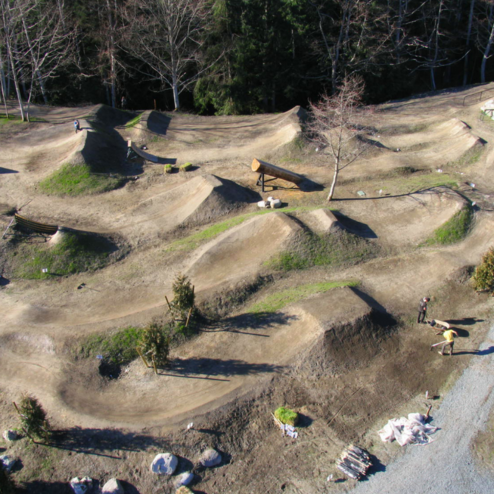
(353, 322), (494, 494)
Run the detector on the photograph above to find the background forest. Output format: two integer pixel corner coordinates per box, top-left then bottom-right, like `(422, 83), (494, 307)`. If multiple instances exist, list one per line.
(1, 0), (494, 116)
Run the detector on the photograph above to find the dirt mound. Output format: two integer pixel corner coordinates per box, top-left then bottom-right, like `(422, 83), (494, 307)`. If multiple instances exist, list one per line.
(88, 104), (137, 127)
(298, 209), (343, 233)
(186, 212), (302, 291)
(291, 287), (395, 378)
(112, 174), (258, 242)
(337, 189), (467, 246)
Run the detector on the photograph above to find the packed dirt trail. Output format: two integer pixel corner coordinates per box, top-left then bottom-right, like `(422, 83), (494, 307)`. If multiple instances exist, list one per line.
(1, 84), (494, 493)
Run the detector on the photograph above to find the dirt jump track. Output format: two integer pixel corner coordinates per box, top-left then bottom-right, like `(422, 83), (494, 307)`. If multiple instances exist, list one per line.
(1, 85), (494, 492)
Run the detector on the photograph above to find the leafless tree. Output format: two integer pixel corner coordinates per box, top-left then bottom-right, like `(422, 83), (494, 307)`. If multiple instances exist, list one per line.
(123, 0), (219, 110)
(477, 0), (494, 82)
(307, 75), (371, 201)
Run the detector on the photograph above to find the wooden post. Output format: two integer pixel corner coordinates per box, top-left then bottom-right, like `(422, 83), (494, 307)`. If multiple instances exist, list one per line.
(165, 295), (172, 312)
(185, 307), (193, 327)
(136, 347), (150, 368)
(151, 355), (158, 375)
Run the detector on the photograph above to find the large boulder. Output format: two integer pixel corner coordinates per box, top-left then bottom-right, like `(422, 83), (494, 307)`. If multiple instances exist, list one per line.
(150, 453), (178, 475)
(70, 477), (93, 494)
(101, 478), (124, 494)
(199, 448), (222, 468)
(175, 471), (194, 488)
(2, 430), (18, 443)
(0, 455), (16, 472)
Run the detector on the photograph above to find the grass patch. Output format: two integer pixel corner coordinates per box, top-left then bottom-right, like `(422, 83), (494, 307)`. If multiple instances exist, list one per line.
(165, 206), (325, 253)
(39, 163), (123, 196)
(423, 205), (473, 246)
(75, 326), (141, 365)
(380, 171), (458, 195)
(391, 166), (417, 177)
(9, 231), (120, 279)
(267, 230), (379, 272)
(446, 142), (484, 168)
(125, 114), (141, 128)
(248, 280), (359, 313)
(274, 407), (299, 426)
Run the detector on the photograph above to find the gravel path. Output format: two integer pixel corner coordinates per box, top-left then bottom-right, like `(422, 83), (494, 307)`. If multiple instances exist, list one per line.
(353, 322), (494, 494)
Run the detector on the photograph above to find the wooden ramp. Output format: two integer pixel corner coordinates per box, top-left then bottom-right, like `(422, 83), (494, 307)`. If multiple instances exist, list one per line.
(128, 140), (159, 163)
(252, 158), (303, 191)
(14, 214), (58, 235)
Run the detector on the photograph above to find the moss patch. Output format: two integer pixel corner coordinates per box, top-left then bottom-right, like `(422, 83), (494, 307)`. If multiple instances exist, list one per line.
(125, 114), (142, 128)
(423, 205), (473, 246)
(39, 163), (123, 196)
(267, 230), (379, 272)
(248, 280), (358, 313)
(274, 407), (299, 426)
(9, 231), (121, 279)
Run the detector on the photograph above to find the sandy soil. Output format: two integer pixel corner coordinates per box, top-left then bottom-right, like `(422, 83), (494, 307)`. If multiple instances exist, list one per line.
(1, 84), (494, 493)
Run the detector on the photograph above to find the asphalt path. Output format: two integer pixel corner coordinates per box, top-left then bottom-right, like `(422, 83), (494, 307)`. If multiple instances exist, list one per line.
(353, 322), (494, 494)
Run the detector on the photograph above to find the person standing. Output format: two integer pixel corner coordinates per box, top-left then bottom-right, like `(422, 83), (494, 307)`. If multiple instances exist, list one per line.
(121, 96), (127, 110)
(430, 329), (458, 356)
(74, 119), (80, 133)
(417, 297), (430, 323)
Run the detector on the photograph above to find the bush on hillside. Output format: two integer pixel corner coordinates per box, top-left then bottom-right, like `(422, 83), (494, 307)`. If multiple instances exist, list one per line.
(139, 323), (170, 366)
(472, 247), (494, 293)
(16, 395), (51, 442)
(274, 407), (299, 426)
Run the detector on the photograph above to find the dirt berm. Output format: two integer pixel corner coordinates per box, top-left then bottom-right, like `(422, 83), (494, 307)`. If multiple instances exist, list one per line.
(291, 287), (396, 379)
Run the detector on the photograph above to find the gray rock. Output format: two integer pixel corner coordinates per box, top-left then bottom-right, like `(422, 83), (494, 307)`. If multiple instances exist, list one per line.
(70, 476), (93, 494)
(2, 430), (18, 443)
(150, 453), (178, 475)
(0, 455), (16, 472)
(175, 471), (194, 487)
(199, 448), (222, 467)
(101, 478), (124, 494)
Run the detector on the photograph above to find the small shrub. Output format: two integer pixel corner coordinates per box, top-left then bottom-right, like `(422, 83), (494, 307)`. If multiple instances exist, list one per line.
(164, 164), (173, 174)
(139, 323), (170, 366)
(171, 273), (195, 315)
(392, 166), (416, 176)
(274, 407), (298, 426)
(472, 247), (494, 292)
(180, 162), (193, 172)
(16, 395), (51, 442)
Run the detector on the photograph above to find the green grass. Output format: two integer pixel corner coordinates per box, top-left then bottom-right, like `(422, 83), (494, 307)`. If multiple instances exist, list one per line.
(380, 172), (458, 195)
(165, 206), (325, 253)
(75, 327), (141, 365)
(423, 204), (473, 246)
(39, 163), (123, 196)
(125, 114), (141, 128)
(446, 142), (484, 168)
(274, 407), (299, 426)
(267, 230), (379, 272)
(180, 162), (193, 172)
(248, 280), (359, 313)
(10, 231), (118, 279)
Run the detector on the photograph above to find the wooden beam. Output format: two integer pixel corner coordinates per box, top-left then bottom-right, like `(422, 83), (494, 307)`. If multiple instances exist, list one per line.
(251, 158), (303, 185)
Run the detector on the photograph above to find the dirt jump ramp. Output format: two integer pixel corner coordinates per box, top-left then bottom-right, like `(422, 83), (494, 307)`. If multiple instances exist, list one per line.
(186, 212), (302, 291)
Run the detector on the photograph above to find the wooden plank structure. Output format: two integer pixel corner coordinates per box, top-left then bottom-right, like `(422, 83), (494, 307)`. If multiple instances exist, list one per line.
(336, 444), (372, 480)
(14, 214), (58, 235)
(252, 158), (303, 192)
(128, 140), (159, 163)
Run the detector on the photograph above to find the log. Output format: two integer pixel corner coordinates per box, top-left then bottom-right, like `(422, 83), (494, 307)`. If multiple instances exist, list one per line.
(251, 158), (303, 185)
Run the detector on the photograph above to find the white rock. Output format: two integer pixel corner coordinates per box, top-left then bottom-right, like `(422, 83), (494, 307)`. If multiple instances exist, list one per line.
(257, 200), (268, 208)
(175, 472), (194, 487)
(199, 448), (222, 467)
(270, 199), (282, 208)
(267, 196), (274, 202)
(70, 476), (93, 494)
(2, 430), (18, 442)
(150, 453), (178, 475)
(0, 455), (16, 472)
(101, 478), (124, 494)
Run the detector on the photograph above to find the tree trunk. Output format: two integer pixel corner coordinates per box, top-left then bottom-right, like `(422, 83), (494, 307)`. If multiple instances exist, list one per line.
(6, 42), (25, 121)
(463, 0), (475, 86)
(327, 161), (339, 201)
(0, 51), (9, 118)
(481, 7), (494, 83)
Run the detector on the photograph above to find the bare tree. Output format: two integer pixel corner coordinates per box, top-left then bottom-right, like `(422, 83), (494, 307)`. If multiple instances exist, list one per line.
(477, 0), (494, 82)
(307, 75), (371, 201)
(123, 0), (217, 110)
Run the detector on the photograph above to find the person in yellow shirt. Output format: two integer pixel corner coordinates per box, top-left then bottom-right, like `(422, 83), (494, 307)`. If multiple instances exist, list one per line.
(430, 329), (458, 356)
